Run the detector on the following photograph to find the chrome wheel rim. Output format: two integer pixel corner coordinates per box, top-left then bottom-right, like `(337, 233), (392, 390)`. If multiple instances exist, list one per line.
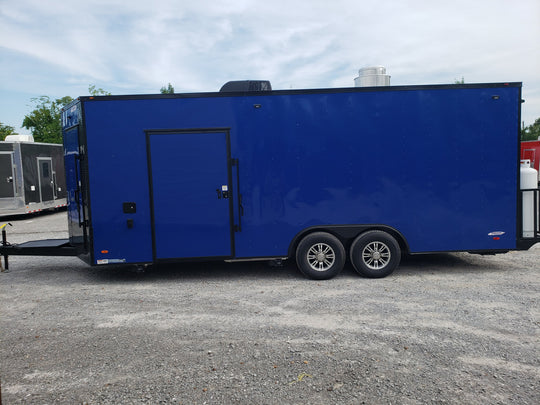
(307, 243), (335, 271)
(362, 241), (391, 270)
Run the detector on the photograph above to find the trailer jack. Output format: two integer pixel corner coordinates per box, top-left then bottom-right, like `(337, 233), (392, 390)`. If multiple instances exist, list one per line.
(1, 223), (12, 272)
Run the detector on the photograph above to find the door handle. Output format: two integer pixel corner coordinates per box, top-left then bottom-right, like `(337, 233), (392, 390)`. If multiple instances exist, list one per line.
(232, 158), (243, 232)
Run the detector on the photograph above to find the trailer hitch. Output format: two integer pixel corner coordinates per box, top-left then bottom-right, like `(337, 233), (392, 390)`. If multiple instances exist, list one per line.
(1, 223), (12, 272)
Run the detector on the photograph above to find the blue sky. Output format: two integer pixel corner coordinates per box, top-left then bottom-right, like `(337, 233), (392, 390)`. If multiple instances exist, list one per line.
(1, 0), (539, 134)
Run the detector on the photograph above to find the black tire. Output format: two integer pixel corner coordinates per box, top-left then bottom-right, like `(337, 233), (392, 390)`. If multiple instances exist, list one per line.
(350, 230), (401, 278)
(295, 232), (346, 280)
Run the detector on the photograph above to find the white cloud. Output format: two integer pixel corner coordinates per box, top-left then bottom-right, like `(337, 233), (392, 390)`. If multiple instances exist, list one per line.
(1, 0), (539, 127)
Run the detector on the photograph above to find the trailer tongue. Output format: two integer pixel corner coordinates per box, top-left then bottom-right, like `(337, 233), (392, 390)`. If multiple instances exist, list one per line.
(0, 223), (79, 271)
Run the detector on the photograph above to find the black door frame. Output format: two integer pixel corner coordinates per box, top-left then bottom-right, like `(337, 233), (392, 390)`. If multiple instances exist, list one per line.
(145, 127), (236, 262)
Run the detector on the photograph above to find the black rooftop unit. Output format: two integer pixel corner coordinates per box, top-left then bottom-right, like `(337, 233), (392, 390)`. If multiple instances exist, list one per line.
(219, 80), (272, 92)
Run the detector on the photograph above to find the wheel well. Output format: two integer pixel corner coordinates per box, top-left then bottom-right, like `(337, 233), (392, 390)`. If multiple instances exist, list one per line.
(367, 227), (409, 255)
(288, 225), (410, 259)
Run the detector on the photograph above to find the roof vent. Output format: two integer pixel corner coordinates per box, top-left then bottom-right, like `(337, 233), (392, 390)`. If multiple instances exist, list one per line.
(4, 134), (34, 142)
(354, 66), (391, 87)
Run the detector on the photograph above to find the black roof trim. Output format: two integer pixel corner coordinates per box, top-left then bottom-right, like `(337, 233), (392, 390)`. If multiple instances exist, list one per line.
(77, 82), (522, 102)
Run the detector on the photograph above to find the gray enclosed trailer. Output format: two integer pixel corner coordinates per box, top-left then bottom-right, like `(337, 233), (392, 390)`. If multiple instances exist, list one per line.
(0, 139), (67, 216)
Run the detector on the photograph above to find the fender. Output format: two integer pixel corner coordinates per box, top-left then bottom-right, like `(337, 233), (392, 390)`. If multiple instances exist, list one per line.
(288, 224), (410, 258)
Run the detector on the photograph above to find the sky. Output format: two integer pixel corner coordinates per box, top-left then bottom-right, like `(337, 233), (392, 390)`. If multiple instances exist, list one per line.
(1, 0), (539, 134)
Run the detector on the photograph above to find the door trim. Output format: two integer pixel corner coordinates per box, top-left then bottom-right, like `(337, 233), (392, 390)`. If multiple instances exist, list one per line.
(145, 128), (235, 262)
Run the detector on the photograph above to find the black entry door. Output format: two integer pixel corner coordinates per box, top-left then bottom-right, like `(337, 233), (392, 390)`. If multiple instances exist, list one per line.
(148, 130), (233, 259)
(38, 158), (54, 202)
(0, 153), (15, 198)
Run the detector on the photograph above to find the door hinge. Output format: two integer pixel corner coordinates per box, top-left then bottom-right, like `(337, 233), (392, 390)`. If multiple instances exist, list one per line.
(231, 158), (238, 166)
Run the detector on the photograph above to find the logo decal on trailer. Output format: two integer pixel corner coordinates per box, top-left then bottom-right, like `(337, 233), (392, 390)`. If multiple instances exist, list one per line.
(97, 259), (126, 265)
(488, 231), (505, 236)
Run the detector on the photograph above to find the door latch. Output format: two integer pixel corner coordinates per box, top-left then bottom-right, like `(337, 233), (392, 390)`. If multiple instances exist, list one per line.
(220, 185), (229, 199)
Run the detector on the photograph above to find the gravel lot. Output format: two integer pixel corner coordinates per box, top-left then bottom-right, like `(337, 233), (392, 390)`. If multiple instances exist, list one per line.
(0, 211), (539, 404)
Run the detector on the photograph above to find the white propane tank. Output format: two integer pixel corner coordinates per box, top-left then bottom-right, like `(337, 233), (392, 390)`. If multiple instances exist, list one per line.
(520, 159), (538, 238)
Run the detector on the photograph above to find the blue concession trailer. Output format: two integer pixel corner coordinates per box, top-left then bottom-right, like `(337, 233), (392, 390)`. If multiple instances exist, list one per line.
(1, 82), (538, 278)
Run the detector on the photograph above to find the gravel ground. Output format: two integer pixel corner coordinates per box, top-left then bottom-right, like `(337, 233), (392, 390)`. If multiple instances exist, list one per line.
(0, 211), (539, 404)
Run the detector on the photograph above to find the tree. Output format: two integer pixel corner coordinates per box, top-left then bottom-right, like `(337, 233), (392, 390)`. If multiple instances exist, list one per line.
(22, 96), (73, 144)
(0, 122), (17, 140)
(521, 117), (540, 141)
(454, 77), (465, 84)
(88, 85), (111, 96)
(160, 83), (175, 94)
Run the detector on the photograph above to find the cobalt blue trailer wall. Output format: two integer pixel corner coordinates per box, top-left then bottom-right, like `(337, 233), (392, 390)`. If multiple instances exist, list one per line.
(64, 83), (522, 266)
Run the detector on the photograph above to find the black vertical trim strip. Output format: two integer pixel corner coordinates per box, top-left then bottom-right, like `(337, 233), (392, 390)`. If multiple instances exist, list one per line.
(232, 158), (242, 232)
(225, 130), (236, 257)
(79, 101), (93, 262)
(533, 189), (540, 239)
(145, 132), (158, 263)
(74, 155), (82, 226)
(516, 86), (523, 243)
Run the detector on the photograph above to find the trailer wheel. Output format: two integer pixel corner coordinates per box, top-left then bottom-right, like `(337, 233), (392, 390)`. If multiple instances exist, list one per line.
(296, 232), (345, 280)
(350, 230), (400, 278)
